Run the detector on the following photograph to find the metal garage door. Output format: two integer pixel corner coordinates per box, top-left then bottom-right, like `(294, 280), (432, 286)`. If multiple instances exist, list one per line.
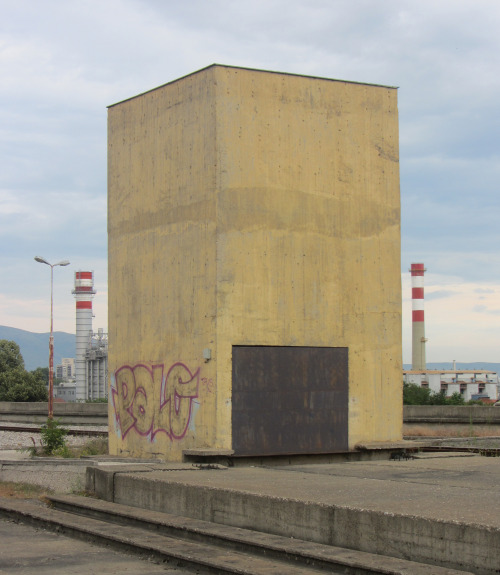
(232, 346), (348, 456)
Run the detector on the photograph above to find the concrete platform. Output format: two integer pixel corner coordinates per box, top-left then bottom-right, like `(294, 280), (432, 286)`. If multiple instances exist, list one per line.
(88, 453), (500, 574)
(1, 448), (499, 573)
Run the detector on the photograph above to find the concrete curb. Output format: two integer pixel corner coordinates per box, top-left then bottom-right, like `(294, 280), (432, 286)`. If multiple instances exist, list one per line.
(0, 458), (92, 493)
(91, 466), (500, 575)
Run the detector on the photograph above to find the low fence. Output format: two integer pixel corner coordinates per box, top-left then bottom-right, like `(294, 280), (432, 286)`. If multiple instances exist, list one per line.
(0, 402), (108, 425)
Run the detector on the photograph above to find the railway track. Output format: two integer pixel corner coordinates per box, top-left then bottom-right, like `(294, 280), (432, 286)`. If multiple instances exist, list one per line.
(0, 424), (107, 436)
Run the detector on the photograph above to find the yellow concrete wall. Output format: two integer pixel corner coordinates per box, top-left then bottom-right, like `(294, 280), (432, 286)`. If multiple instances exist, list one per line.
(108, 69), (219, 459)
(213, 67), (401, 448)
(108, 65), (402, 460)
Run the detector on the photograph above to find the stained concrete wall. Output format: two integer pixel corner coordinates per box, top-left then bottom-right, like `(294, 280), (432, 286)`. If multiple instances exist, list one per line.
(404, 405), (500, 423)
(403, 405), (500, 437)
(108, 68), (219, 460)
(107, 64), (402, 460)
(90, 467), (498, 575)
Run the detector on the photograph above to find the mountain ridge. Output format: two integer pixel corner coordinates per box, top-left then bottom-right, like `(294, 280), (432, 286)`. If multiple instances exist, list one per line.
(0, 325), (76, 371)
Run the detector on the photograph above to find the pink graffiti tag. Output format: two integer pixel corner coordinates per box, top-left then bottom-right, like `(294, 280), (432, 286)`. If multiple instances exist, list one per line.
(112, 362), (200, 441)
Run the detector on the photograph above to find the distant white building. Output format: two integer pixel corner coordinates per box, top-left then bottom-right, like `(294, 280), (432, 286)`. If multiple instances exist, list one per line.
(56, 358), (75, 382)
(403, 369), (500, 402)
(54, 384), (77, 402)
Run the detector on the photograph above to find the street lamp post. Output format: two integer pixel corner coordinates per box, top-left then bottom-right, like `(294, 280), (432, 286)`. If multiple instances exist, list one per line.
(34, 256), (70, 419)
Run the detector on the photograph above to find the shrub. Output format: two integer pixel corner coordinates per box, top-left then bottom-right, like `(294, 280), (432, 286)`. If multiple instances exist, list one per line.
(403, 383), (467, 406)
(40, 418), (68, 455)
(403, 382), (432, 405)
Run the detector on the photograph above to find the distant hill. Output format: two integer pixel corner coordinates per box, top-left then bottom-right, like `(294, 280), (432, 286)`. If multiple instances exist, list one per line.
(403, 362), (500, 373)
(0, 325), (75, 371)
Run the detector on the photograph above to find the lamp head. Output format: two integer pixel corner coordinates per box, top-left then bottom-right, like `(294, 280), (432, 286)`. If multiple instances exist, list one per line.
(34, 256), (70, 267)
(34, 256), (50, 265)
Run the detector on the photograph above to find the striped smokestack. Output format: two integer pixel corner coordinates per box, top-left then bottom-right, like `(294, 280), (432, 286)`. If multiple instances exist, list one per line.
(410, 263), (427, 370)
(72, 271), (95, 400)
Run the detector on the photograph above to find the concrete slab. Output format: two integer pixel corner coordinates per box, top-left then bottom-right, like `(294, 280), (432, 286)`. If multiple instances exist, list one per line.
(93, 454), (500, 574)
(107, 455), (500, 527)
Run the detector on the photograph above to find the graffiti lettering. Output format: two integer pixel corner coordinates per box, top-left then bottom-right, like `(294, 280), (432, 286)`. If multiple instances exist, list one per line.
(201, 377), (214, 393)
(112, 362), (200, 441)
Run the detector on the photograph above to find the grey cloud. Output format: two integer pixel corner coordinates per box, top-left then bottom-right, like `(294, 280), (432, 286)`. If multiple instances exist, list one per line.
(473, 305), (500, 315)
(426, 290), (455, 301)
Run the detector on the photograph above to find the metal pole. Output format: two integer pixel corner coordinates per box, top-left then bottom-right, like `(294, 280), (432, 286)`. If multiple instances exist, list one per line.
(48, 264), (54, 419)
(34, 256), (70, 419)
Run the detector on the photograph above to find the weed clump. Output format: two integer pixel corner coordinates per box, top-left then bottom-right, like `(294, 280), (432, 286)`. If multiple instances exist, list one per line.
(78, 437), (108, 457)
(40, 418), (68, 455)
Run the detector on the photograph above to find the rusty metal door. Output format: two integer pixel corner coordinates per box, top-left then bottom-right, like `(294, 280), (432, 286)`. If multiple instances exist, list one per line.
(232, 346), (348, 456)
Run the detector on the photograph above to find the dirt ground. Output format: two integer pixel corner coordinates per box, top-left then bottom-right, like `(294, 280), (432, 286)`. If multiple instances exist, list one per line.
(404, 423), (500, 439)
(0, 481), (50, 500)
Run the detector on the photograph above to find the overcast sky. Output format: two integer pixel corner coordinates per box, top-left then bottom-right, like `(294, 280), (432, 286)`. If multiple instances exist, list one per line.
(1, 0), (499, 364)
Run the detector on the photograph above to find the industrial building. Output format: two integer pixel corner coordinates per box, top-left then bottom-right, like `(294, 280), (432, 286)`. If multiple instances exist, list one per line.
(73, 271), (96, 400)
(406, 263), (499, 401)
(107, 64), (402, 461)
(403, 369), (500, 402)
(53, 384), (76, 402)
(84, 328), (108, 400)
(72, 271), (108, 401)
(53, 272), (108, 402)
(53, 333), (108, 402)
(410, 263), (427, 370)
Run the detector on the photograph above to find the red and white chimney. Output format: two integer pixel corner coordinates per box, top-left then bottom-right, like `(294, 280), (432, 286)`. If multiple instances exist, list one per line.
(410, 263), (427, 370)
(72, 271), (95, 400)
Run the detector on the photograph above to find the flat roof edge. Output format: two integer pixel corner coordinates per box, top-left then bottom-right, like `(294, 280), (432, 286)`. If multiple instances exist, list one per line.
(107, 63), (398, 108)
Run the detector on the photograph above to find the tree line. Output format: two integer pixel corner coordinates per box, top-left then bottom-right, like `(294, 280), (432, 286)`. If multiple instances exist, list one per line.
(0, 339), (48, 402)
